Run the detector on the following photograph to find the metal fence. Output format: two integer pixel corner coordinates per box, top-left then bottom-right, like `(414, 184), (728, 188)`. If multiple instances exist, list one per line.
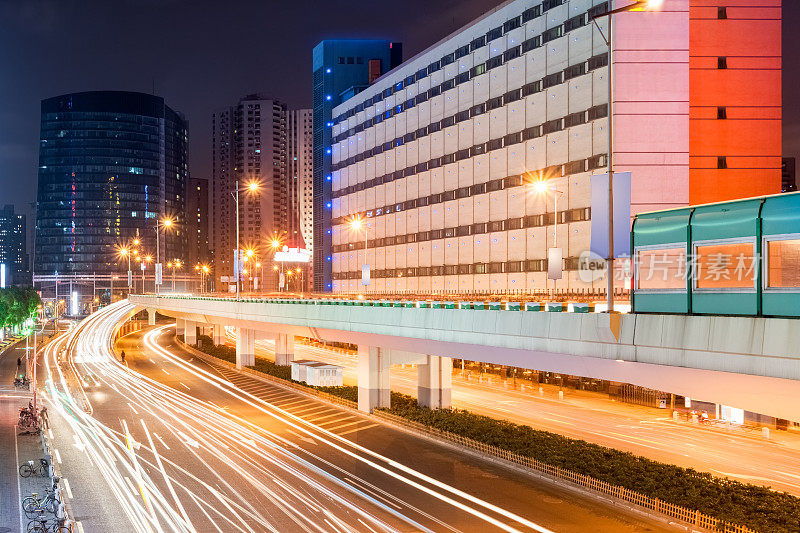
(372, 410), (757, 533)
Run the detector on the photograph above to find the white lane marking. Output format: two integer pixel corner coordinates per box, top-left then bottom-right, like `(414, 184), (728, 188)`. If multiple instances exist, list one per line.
(127, 402), (139, 415)
(75, 521), (85, 533)
(338, 423), (379, 437)
(162, 368), (170, 375)
(325, 420), (364, 432)
(63, 477), (73, 499)
(48, 428), (54, 439)
(179, 382), (190, 390)
(153, 432), (171, 450)
(54, 449), (62, 464)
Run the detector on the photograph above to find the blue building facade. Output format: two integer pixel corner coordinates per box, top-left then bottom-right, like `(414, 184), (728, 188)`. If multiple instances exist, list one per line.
(36, 91), (188, 275)
(312, 40), (402, 291)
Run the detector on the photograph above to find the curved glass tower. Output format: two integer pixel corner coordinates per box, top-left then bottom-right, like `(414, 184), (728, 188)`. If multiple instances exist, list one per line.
(36, 91), (188, 275)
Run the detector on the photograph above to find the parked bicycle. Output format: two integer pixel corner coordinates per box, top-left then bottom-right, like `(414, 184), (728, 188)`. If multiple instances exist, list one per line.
(27, 516), (74, 533)
(26, 509), (49, 533)
(22, 478), (61, 519)
(19, 458), (49, 478)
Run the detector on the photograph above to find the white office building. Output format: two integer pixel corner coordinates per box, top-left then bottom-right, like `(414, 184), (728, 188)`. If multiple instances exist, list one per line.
(328, 0), (701, 294)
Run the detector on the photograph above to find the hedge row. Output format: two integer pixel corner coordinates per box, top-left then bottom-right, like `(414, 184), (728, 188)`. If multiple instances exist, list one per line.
(384, 393), (799, 533)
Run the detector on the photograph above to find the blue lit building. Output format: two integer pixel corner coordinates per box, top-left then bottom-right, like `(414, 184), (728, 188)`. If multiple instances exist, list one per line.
(36, 91), (189, 275)
(312, 40), (402, 291)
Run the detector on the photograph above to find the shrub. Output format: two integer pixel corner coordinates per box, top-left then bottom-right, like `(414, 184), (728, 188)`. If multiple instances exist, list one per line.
(384, 393), (800, 533)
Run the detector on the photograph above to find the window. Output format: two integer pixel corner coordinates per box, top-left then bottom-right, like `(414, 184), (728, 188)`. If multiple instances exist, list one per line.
(504, 17), (521, 33)
(504, 88), (521, 103)
(564, 63), (586, 80)
(470, 63), (487, 77)
(717, 106), (727, 119)
(564, 160), (585, 174)
(718, 56), (728, 69)
(507, 217), (524, 230)
(542, 72), (562, 89)
(564, 111), (586, 128)
(588, 104), (608, 120)
(522, 36), (541, 53)
(487, 26), (503, 42)
(717, 156), (728, 169)
(695, 241), (755, 289)
(487, 96), (503, 110)
(504, 46), (521, 62)
(503, 132), (523, 146)
(428, 61), (441, 74)
(522, 6), (541, 22)
(470, 35), (486, 51)
(718, 6), (727, 19)
(543, 118), (562, 134)
(766, 238), (800, 288)
(564, 14), (585, 32)
(522, 125), (541, 140)
(441, 52), (455, 66)
(522, 80), (541, 97)
(455, 44), (470, 59)
(487, 55), (503, 70)
(474, 263), (487, 274)
(588, 2), (609, 19)
(542, 25), (564, 44)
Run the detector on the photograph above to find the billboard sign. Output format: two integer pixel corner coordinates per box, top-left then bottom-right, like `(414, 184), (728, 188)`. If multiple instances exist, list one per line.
(590, 172), (632, 258)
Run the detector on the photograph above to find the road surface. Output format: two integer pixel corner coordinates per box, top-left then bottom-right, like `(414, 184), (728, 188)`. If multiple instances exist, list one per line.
(41, 302), (676, 532)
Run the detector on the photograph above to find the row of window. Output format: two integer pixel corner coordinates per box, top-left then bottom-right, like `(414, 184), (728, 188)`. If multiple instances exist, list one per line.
(331, 153), (604, 226)
(331, 206), (591, 253)
(333, 0), (608, 125)
(332, 50), (606, 147)
(331, 102), (608, 191)
(333, 257), (582, 280)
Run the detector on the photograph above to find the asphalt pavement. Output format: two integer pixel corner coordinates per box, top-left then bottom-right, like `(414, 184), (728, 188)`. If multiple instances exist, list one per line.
(244, 336), (800, 496)
(40, 302), (678, 532)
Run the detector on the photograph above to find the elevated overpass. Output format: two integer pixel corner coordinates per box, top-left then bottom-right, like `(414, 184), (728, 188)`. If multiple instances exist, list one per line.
(128, 294), (800, 421)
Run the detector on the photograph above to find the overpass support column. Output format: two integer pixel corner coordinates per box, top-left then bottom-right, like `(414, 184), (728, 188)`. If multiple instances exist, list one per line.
(235, 327), (255, 369)
(212, 324), (226, 346)
(184, 321), (197, 345)
(146, 308), (156, 326)
(417, 355), (452, 409)
(358, 346), (390, 413)
(175, 318), (185, 336)
(275, 334), (295, 366)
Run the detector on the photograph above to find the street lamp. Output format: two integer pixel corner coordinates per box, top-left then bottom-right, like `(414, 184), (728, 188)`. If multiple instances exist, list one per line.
(231, 181), (261, 299)
(119, 247), (132, 294)
(532, 179), (565, 294)
(591, 0), (664, 312)
(154, 217), (173, 295)
(349, 215), (369, 291)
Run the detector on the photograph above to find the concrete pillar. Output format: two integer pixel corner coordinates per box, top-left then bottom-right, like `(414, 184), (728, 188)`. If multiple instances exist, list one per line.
(358, 345), (390, 413)
(235, 327), (255, 369)
(147, 308), (156, 326)
(212, 324), (225, 346)
(417, 355), (452, 409)
(275, 333), (295, 366)
(175, 318), (185, 336)
(184, 320), (197, 345)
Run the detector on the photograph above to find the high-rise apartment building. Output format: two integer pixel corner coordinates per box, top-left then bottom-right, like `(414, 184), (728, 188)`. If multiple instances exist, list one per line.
(211, 95), (288, 288)
(0, 205), (28, 285)
(287, 109), (314, 252)
(312, 40), (403, 291)
(328, 0), (780, 294)
(36, 91), (189, 275)
(185, 177), (210, 270)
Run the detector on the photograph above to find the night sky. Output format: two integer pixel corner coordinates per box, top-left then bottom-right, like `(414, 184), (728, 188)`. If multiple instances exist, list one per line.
(0, 1), (797, 224)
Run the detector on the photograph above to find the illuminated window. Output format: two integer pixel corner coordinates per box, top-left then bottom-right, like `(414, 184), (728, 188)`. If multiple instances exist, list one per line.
(636, 248), (686, 290)
(695, 241), (755, 289)
(766, 238), (800, 288)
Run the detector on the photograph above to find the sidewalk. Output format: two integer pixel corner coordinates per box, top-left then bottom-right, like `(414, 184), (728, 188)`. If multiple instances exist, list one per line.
(0, 345), (53, 533)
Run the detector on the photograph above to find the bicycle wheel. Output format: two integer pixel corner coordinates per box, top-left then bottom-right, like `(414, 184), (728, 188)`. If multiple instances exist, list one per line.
(19, 463), (33, 477)
(27, 520), (47, 533)
(22, 498), (41, 519)
(46, 496), (60, 514)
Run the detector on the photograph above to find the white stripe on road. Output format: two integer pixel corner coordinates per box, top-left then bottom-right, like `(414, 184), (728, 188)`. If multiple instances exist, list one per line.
(63, 477), (73, 499)
(54, 449), (62, 464)
(75, 521), (85, 533)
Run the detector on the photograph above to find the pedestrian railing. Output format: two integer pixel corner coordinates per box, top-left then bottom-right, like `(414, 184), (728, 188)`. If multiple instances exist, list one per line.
(372, 410), (758, 533)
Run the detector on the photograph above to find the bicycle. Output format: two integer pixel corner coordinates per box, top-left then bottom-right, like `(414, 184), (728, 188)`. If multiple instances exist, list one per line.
(22, 483), (61, 519)
(26, 509), (52, 533)
(19, 458), (49, 478)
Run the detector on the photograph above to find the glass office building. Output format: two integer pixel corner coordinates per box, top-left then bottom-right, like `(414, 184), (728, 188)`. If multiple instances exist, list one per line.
(36, 91), (189, 275)
(312, 40), (402, 291)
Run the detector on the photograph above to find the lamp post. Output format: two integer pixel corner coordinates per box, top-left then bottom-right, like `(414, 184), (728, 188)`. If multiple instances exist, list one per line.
(231, 181), (260, 299)
(154, 218), (173, 295)
(349, 216), (368, 292)
(532, 179), (565, 294)
(270, 238), (283, 291)
(120, 248), (131, 295)
(592, 0), (664, 312)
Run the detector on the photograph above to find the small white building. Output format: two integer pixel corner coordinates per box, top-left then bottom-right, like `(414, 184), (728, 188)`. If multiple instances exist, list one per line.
(291, 360), (344, 387)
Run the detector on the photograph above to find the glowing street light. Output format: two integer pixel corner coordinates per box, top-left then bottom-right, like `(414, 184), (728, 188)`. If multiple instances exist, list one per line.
(231, 181), (261, 298)
(349, 215), (370, 290)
